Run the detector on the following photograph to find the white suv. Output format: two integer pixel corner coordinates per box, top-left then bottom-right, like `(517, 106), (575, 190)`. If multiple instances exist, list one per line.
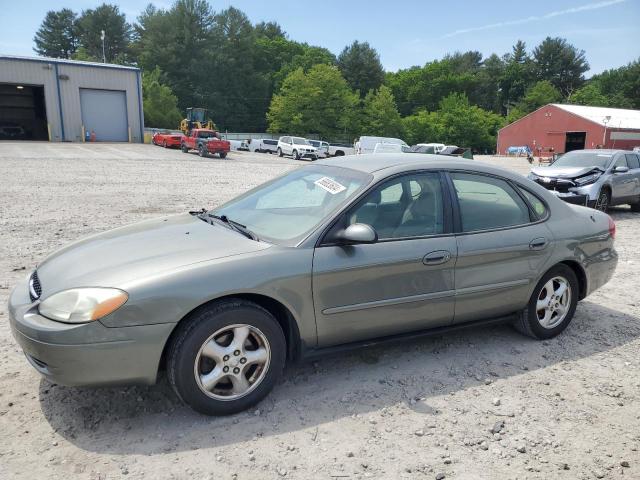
(277, 136), (318, 160)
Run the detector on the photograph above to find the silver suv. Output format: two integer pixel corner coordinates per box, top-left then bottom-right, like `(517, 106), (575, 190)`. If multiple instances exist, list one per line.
(529, 149), (640, 212)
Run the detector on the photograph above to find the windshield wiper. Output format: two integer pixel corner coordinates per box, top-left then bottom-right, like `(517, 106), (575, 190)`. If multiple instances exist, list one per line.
(207, 213), (259, 241)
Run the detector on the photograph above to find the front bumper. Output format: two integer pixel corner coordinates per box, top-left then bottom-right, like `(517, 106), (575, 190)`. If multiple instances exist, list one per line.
(549, 191), (590, 206)
(8, 278), (175, 387)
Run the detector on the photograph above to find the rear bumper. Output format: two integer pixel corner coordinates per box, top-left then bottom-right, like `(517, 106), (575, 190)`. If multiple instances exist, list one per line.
(8, 279), (175, 387)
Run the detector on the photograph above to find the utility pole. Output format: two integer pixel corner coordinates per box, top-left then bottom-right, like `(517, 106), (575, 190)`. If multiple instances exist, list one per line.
(100, 30), (106, 63)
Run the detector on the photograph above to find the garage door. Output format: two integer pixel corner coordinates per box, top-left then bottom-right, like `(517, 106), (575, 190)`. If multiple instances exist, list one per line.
(80, 89), (128, 142)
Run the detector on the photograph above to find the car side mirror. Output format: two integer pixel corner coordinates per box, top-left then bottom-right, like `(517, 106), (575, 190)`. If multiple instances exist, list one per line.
(614, 165), (629, 173)
(336, 223), (378, 245)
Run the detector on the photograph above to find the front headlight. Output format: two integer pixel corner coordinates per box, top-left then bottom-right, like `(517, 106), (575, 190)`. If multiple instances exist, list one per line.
(38, 288), (128, 323)
(574, 172), (601, 186)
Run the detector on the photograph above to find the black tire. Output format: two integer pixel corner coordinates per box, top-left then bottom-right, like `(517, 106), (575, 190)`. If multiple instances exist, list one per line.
(167, 299), (286, 415)
(181, 144), (189, 153)
(594, 188), (610, 212)
(630, 198), (640, 212)
(219, 151), (227, 159)
(162, 140), (167, 148)
(335, 150), (345, 156)
(198, 144), (208, 158)
(277, 148), (283, 157)
(513, 264), (579, 340)
(293, 149), (299, 160)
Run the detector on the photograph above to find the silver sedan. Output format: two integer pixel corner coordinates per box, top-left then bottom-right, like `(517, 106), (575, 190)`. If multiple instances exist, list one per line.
(8, 155), (618, 415)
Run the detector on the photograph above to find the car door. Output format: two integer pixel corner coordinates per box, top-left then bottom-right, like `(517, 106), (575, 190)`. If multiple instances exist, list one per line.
(448, 172), (555, 324)
(624, 154), (640, 199)
(609, 154), (635, 202)
(312, 171), (457, 347)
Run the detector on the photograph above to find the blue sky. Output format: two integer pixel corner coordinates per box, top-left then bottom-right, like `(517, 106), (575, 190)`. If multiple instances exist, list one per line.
(1, 0), (638, 74)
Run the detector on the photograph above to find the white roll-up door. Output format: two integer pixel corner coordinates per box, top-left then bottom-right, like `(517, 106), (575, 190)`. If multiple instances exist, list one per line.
(80, 88), (128, 142)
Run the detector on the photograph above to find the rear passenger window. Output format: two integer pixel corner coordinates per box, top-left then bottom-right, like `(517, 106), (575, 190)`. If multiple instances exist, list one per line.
(451, 173), (531, 232)
(517, 186), (548, 219)
(625, 154), (640, 169)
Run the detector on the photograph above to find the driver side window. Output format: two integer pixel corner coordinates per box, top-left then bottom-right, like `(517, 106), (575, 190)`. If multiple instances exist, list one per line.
(347, 172), (444, 240)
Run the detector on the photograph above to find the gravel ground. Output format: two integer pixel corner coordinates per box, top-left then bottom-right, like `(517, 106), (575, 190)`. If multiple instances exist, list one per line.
(0, 143), (638, 480)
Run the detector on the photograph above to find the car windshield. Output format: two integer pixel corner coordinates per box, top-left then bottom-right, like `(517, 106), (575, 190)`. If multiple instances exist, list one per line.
(212, 165), (371, 246)
(198, 131), (216, 138)
(552, 151), (613, 169)
(292, 137), (309, 145)
(308, 140), (320, 147)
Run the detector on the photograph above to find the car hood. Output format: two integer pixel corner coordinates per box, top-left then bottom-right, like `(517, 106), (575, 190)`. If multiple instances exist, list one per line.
(36, 213), (270, 294)
(530, 165), (598, 179)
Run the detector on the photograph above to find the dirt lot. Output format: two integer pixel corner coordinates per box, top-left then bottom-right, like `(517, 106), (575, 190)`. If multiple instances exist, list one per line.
(1, 143), (638, 480)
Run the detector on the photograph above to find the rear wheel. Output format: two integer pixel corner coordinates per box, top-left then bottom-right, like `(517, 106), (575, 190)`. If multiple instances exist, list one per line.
(181, 144), (189, 153)
(630, 197), (640, 212)
(595, 189), (610, 212)
(513, 264), (578, 339)
(219, 151), (227, 159)
(277, 148), (283, 157)
(167, 300), (286, 415)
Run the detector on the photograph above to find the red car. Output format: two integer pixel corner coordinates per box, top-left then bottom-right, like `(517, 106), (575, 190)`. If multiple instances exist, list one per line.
(181, 129), (230, 158)
(152, 131), (183, 148)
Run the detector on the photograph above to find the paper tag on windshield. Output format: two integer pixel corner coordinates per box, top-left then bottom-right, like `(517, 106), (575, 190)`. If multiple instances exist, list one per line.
(315, 177), (346, 194)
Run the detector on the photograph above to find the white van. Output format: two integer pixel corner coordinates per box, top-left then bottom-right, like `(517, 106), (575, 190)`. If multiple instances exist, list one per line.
(249, 138), (279, 154)
(356, 136), (408, 154)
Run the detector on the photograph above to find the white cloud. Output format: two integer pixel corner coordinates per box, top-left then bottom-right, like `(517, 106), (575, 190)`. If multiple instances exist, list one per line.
(442, 0), (627, 38)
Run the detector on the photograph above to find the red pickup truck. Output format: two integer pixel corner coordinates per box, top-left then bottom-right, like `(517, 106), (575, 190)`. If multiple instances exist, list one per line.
(181, 129), (230, 158)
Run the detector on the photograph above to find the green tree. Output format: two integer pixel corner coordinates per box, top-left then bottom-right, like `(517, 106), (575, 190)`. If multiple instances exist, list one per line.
(273, 44), (336, 89)
(532, 37), (589, 97)
(134, 1), (214, 113)
(569, 83), (610, 107)
(499, 40), (533, 113)
(33, 8), (78, 58)
(76, 3), (132, 63)
(142, 67), (182, 128)
(519, 80), (562, 112)
(435, 93), (504, 152)
(588, 59), (640, 109)
(337, 41), (385, 97)
(361, 86), (403, 137)
(267, 64), (358, 137)
(401, 109), (442, 145)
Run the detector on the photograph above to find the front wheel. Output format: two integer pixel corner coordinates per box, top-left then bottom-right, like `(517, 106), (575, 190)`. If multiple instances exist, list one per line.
(595, 189), (610, 212)
(277, 148), (283, 157)
(293, 149), (300, 160)
(167, 300), (286, 415)
(630, 196), (640, 212)
(162, 140), (167, 148)
(181, 144), (189, 153)
(513, 265), (578, 340)
(198, 144), (208, 158)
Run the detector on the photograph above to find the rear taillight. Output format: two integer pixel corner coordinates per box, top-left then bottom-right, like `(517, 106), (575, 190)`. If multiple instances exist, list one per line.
(608, 216), (616, 240)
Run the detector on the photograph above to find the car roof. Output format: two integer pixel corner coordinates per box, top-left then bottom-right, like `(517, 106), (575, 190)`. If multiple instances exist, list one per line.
(565, 149), (630, 154)
(316, 153), (490, 173)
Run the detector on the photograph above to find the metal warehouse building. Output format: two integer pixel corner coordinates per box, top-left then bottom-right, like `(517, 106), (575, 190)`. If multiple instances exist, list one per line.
(497, 104), (640, 155)
(0, 55), (144, 142)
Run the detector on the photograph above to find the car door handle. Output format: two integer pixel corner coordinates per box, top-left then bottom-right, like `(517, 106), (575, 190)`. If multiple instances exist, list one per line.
(423, 250), (451, 265)
(529, 237), (548, 250)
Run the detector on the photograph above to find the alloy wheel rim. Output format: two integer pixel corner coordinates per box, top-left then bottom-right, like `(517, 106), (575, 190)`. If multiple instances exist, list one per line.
(536, 276), (571, 329)
(194, 324), (271, 401)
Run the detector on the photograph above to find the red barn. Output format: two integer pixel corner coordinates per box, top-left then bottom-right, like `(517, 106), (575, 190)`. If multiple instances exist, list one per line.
(497, 104), (640, 156)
